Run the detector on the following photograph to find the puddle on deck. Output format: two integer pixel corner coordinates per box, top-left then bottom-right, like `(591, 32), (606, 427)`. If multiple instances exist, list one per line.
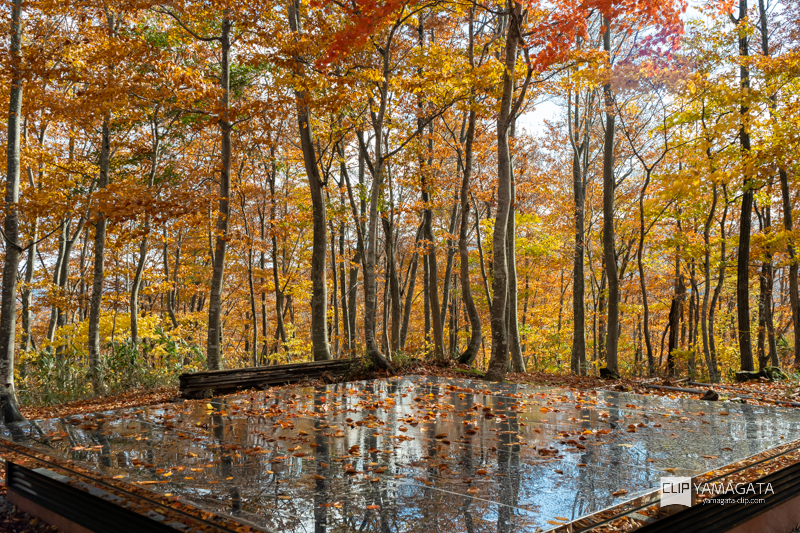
(3, 375), (800, 532)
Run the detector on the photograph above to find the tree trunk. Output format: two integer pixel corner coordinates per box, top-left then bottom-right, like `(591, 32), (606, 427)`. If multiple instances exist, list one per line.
(667, 253), (685, 377)
(440, 201), (459, 330)
(162, 227), (179, 329)
(0, 0), (26, 422)
(382, 218), (401, 354)
(484, 1), (522, 382)
(88, 115), (111, 394)
(507, 141), (523, 372)
(400, 223), (423, 350)
(422, 176), (444, 360)
(637, 170), (655, 375)
(457, 25), (482, 365)
(130, 117), (160, 345)
(270, 173), (287, 352)
(289, 2), (331, 362)
(569, 87), (588, 375)
(330, 222), (339, 356)
(734, 0), (755, 372)
(601, 18), (619, 377)
(701, 183), (720, 382)
(206, 15), (232, 370)
(339, 219), (351, 353)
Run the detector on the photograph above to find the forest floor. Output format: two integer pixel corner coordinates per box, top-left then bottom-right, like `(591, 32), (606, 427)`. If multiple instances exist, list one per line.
(3, 362), (800, 532)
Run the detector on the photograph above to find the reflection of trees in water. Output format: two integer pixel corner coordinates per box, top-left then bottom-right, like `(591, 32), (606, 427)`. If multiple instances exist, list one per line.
(572, 405), (596, 519)
(210, 398), (242, 515)
(313, 389), (330, 533)
(495, 384), (523, 533)
(455, 387), (476, 533)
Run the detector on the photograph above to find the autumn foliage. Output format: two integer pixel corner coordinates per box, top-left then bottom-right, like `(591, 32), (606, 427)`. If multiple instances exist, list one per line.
(0, 0), (799, 407)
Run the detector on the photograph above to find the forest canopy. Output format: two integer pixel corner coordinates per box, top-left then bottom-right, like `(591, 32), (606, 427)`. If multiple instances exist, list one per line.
(1, 0), (799, 415)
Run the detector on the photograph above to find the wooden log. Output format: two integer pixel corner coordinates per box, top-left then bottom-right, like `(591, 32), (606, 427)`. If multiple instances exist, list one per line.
(179, 358), (362, 398)
(643, 383), (800, 408)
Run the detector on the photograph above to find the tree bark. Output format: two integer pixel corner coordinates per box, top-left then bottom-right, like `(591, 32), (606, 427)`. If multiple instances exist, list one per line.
(667, 252), (685, 377)
(601, 18), (619, 377)
(701, 183), (720, 382)
(568, 87), (590, 375)
(131, 114), (160, 345)
(88, 115), (111, 394)
(0, 0), (26, 422)
(637, 170), (655, 375)
(484, 1), (522, 382)
(457, 19), (482, 365)
(507, 128), (523, 372)
(400, 224), (423, 350)
(288, 2), (331, 362)
(734, 0), (755, 372)
(206, 15), (232, 370)
(757, 0), (797, 366)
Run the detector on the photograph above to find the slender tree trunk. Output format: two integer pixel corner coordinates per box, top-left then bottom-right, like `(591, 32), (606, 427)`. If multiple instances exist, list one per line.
(569, 87), (588, 375)
(131, 119), (160, 345)
(270, 174), (287, 351)
(206, 15), (232, 370)
(457, 21), (482, 364)
(330, 222), (339, 356)
(382, 218), (401, 354)
(357, 58), (394, 371)
(21, 124), (44, 353)
(601, 19), (619, 377)
(734, 0), (755, 372)
(440, 202), (459, 329)
(637, 170), (655, 375)
(667, 252), (685, 377)
(484, 1), (522, 382)
(422, 179), (444, 360)
(781, 167), (800, 367)
(507, 118), (523, 372)
(247, 243), (258, 366)
(709, 193), (728, 377)
(0, 0), (26, 421)
(88, 115), (111, 394)
(400, 224), (423, 349)
(46, 221), (67, 343)
(21, 218), (36, 353)
(342, 141), (365, 353)
(162, 227), (178, 329)
(339, 219), (351, 353)
(701, 184), (719, 382)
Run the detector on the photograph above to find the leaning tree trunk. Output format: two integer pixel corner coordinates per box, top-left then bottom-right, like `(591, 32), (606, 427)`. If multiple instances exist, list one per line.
(87, 115), (111, 395)
(601, 18), (620, 377)
(484, 1), (522, 382)
(400, 224), (423, 350)
(0, 0), (26, 422)
(206, 16), (232, 370)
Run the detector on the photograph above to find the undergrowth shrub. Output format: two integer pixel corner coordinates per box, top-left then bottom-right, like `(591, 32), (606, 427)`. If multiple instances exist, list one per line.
(16, 313), (204, 406)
